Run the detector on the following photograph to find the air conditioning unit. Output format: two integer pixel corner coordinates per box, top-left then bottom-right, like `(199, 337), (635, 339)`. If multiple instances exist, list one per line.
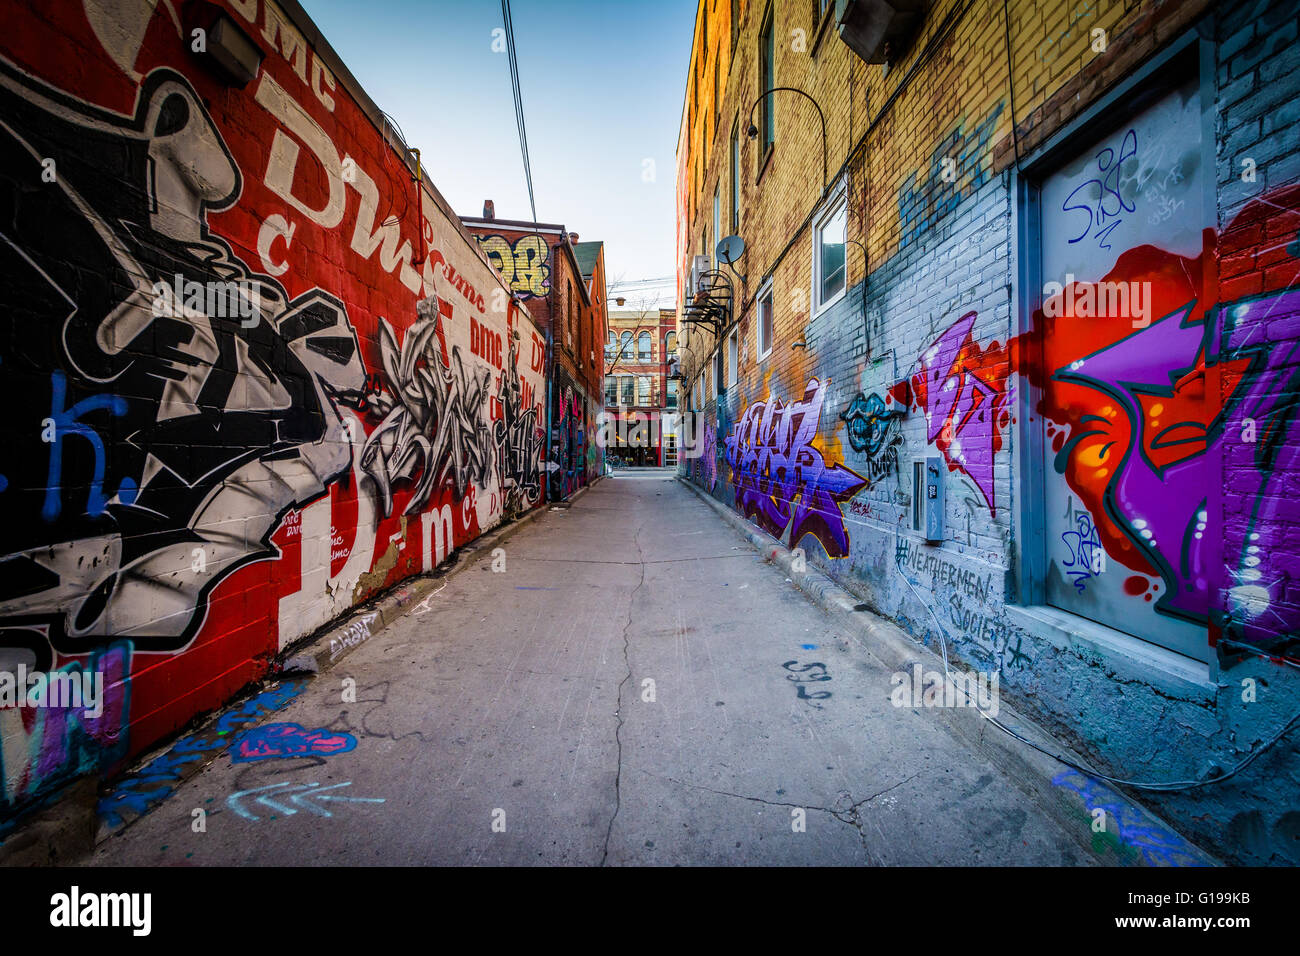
(835, 0), (928, 65)
(689, 255), (711, 297)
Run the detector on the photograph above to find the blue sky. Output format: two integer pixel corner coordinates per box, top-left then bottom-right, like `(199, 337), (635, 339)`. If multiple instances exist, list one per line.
(301, 0), (697, 305)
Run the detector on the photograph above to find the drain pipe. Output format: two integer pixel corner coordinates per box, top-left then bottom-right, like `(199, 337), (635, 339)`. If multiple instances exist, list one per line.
(544, 289), (557, 503)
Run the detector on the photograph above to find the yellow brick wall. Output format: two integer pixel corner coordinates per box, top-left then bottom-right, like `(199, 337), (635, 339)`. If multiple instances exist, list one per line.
(676, 0), (1210, 404)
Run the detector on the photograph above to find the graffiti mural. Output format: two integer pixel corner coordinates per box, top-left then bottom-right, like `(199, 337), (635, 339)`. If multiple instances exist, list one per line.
(887, 182), (1300, 655)
(477, 234), (551, 298)
(230, 723), (357, 763)
(0, 642), (130, 817)
(891, 312), (1016, 515)
(701, 419), (718, 490)
(723, 380), (866, 557)
(0, 65), (366, 657)
(1045, 277), (1300, 649)
(360, 309), (496, 518)
(840, 392), (902, 484)
(0, 0), (547, 822)
(550, 378), (595, 499)
(496, 327), (543, 514)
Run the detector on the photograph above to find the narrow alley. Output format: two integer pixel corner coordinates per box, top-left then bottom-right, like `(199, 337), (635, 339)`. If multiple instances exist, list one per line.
(0, 0), (1294, 923)
(86, 473), (1089, 866)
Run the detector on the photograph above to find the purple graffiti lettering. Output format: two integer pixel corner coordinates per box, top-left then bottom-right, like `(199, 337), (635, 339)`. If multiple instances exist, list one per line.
(723, 379), (866, 557)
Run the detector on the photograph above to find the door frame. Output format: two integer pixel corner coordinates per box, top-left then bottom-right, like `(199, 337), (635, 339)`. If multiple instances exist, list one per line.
(1011, 25), (1218, 663)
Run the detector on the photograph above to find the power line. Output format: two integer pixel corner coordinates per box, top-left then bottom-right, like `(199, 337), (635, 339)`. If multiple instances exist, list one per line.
(501, 0), (537, 224)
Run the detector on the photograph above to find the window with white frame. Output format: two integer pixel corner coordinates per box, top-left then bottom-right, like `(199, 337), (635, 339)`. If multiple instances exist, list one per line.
(637, 376), (651, 405)
(714, 346), (724, 395)
(813, 189), (847, 312)
(756, 280), (774, 359)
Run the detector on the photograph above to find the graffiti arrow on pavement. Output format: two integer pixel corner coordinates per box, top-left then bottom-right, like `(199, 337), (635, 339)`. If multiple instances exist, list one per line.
(228, 781), (385, 821)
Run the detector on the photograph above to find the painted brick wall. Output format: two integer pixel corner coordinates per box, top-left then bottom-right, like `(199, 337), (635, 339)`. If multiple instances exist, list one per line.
(679, 0), (1300, 864)
(464, 222), (606, 495)
(0, 0), (547, 823)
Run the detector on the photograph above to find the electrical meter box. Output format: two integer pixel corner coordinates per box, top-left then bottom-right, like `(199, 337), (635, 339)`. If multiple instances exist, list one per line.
(912, 457), (944, 542)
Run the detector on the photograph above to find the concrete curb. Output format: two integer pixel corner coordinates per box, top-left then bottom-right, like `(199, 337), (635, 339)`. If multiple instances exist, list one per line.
(676, 476), (1218, 867)
(0, 485), (595, 864)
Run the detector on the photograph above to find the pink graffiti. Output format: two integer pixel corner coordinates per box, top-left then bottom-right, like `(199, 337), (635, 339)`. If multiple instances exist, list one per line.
(900, 312), (1015, 514)
(723, 379), (866, 557)
(230, 723), (357, 763)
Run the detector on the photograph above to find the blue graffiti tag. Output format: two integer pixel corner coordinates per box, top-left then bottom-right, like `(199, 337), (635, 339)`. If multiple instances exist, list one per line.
(1060, 511), (1105, 591)
(1061, 129), (1138, 250)
(41, 371), (131, 521)
(1052, 769), (1208, 866)
(97, 679), (308, 828)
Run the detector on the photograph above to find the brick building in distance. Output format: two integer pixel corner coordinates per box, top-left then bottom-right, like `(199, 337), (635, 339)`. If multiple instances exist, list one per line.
(604, 306), (679, 466)
(675, 0), (1300, 864)
(461, 203), (608, 499)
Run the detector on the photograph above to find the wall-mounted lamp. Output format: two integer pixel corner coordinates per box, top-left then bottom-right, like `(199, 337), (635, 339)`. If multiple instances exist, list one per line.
(189, 5), (263, 86)
(616, 297), (626, 306)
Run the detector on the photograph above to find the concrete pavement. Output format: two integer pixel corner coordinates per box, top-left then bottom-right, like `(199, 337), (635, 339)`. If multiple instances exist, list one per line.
(86, 470), (1092, 865)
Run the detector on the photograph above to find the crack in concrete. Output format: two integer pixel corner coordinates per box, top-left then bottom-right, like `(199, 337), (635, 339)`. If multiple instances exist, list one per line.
(629, 766), (923, 863)
(601, 523), (646, 866)
(831, 772), (924, 863)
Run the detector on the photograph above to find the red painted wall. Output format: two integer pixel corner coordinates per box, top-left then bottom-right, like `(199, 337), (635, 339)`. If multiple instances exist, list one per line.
(0, 0), (546, 816)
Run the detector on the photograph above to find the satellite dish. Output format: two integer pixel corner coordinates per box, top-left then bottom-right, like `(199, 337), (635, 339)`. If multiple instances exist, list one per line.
(716, 235), (746, 265)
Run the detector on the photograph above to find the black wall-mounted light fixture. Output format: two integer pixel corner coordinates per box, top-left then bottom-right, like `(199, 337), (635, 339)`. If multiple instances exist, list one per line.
(746, 87), (828, 195)
(187, 2), (263, 87)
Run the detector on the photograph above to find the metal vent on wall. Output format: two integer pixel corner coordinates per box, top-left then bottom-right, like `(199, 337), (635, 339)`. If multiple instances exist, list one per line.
(835, 0), (929, 65)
